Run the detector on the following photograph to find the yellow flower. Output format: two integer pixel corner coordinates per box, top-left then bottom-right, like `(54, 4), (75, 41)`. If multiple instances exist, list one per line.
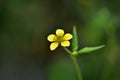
(47, 29), (73, 51)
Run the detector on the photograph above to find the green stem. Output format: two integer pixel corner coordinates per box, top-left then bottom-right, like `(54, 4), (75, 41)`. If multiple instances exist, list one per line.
(71, 56), (83, 80)
(63, 47), (83, 80)
(63, 47), (72, 54)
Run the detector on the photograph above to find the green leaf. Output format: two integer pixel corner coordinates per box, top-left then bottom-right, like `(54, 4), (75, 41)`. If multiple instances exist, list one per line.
(72, 26), (78, 52)
(78, 45), (105, 54)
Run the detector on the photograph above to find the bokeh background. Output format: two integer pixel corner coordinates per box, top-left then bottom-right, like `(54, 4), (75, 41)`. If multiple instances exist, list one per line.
(0, 0), (120, 80)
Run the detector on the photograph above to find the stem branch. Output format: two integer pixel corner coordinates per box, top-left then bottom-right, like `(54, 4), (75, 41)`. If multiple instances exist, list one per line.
(63, 47), (83, 80)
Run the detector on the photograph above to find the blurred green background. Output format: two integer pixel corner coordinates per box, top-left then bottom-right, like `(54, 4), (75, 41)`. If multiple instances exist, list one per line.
(0, 0), (120, 80)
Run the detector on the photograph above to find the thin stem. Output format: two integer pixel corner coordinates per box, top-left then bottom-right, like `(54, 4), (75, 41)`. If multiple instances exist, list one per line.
(63, 47), (83, 80)
(71, 56), (83, 80)
(63, 47), (72, 54)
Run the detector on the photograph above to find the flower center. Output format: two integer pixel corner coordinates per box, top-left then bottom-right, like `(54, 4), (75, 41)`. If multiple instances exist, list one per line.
(57, 36), (63, 42)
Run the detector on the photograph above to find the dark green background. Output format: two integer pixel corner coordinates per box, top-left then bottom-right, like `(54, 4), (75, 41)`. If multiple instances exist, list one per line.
(0, 0), (120, 80)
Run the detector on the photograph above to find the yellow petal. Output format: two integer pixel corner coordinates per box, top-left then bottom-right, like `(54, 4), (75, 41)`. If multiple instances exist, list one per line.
(50, 42), (59, 51)
(47, 34), (57, 42)
(56, 29), (64, 36)
(63, 33), (73, 40)
(61, 41), (70, 47)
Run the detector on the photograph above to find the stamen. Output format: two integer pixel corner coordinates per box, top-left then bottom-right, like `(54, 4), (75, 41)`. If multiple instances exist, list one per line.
(57, 36), (63, 42)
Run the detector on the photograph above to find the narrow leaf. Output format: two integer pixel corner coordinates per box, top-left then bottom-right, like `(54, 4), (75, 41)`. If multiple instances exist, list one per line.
(72, 26), (78, 51)
(78, 45), (105, 54)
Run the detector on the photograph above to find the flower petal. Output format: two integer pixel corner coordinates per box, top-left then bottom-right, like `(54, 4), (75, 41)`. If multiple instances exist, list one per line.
(56, 29), (64, 36)
(63, 33), (73, 40)
(61, 41), (70, 47)
(47, 34), (57, 42)
(50, 42), (59, 51)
